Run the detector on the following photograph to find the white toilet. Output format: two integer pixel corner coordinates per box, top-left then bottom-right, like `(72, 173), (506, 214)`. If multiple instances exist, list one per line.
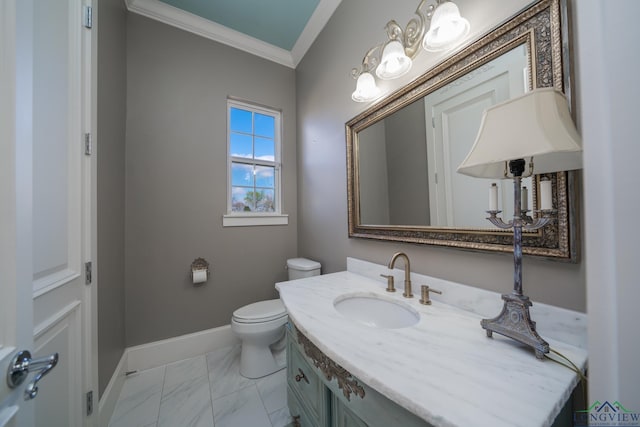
(231, 257), (321, 379)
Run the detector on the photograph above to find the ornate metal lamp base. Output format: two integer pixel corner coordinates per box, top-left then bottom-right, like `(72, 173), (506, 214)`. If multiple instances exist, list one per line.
(481, 293), (550, 359)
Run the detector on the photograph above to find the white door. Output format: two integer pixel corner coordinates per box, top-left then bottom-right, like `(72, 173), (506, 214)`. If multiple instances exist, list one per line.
(0, 2), (36, 425)
(0, 0), (97, 426)
(425, 44), (529, 227)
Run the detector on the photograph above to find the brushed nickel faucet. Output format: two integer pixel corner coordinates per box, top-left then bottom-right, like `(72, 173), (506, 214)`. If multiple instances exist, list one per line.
(380, 274), (396, 292)
(419, 285), (442, 305)
(388, 252), (413, 298)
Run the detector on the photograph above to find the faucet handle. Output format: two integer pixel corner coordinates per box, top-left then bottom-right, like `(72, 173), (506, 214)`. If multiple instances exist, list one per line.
(419, 285), (442, 305)
(380, 274), (396, 292)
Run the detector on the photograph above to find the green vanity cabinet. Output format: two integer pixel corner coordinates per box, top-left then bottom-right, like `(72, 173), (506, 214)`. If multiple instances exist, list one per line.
(331, 396), (369, 427)
(287, 325), (330, 427)
(286, 323), (429, 427)
(287, 385), (324, 427)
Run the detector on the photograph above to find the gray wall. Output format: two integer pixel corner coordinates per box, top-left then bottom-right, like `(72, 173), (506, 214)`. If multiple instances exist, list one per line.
(385, 100), (429, 225)
(357, 100), (429, 226)
(125, 14), (298, 346)
(358, 121), (389, 224)
(97, 0), (127, 398)
(296, 0), (585, 312)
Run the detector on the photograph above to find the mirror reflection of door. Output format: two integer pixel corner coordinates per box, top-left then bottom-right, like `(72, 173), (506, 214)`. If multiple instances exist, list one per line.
(425, 44), (530, 227)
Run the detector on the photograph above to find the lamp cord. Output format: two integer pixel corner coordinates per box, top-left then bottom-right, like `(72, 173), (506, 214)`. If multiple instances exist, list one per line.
(545, 347), (588, 410)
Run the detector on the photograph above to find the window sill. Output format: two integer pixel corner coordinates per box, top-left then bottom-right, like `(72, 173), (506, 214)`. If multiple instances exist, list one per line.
(223, 214), (289, 227)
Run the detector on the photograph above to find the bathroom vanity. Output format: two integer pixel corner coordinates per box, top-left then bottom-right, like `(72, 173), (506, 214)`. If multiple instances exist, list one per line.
(286, 323), (428, 427)
(276, 258), (588, 427)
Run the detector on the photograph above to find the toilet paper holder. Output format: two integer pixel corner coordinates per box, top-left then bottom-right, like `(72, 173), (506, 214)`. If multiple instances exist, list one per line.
(190, 257), (210, 280)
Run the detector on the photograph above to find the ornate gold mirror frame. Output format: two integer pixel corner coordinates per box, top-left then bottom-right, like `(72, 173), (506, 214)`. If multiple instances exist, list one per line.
(346, 0), (578, 261)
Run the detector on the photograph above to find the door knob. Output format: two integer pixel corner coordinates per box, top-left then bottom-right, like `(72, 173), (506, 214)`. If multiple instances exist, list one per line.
(6, 350), (59, 400)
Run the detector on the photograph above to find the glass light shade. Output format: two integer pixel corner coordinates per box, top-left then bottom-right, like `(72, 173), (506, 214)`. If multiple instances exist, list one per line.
(423, 1), (470, 52)
(457, 88), (583, 178)
(351, 72), (382, 102)
(376, 40), (412, 80)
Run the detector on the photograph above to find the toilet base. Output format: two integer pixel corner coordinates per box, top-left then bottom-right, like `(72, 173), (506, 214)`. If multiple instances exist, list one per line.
(239, 331), (286, 379)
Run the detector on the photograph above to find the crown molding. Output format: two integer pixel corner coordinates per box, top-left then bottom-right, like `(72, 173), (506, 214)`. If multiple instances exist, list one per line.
(291, 0), (342, 66)
(125, 0), (342, 69)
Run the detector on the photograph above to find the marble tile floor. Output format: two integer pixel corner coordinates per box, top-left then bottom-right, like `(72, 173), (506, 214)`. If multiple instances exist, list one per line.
(108, 344), (293, 427)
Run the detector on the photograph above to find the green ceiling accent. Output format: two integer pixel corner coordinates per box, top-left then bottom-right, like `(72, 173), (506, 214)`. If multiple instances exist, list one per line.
(158, 0), (320, 50)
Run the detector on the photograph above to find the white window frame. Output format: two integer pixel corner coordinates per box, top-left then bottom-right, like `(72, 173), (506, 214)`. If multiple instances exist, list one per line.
(223, 98), (288, 227)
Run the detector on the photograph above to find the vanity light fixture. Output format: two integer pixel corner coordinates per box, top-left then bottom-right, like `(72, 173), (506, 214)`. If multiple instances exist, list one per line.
(351, 71), (382, 102)
(351, 0), (470, 102)
(423, 0), (470, 51)
(457, 88), (582, 359)
(376, 39), (413, 80)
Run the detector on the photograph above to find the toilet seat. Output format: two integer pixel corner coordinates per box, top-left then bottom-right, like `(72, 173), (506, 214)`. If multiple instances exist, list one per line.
(232, 299), (287, 324)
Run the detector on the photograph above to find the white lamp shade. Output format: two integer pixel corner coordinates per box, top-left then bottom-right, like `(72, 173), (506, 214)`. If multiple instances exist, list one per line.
(352, 72), (382, 102)
(376, 40), (412, 80)
(457, 88), (582, 178)
(423, 1), (470, 52)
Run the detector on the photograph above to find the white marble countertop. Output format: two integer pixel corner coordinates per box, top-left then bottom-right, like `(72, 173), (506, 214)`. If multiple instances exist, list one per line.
(276, 258), (588, 427)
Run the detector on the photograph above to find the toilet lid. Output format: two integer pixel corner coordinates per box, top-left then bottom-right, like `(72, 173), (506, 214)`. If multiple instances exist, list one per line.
(233, 299), (287, 323)
(287, 258), (321, 271)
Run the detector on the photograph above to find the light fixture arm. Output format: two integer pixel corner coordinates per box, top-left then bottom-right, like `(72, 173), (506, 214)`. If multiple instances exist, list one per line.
(351, 44), (384, 79)
(352, 0), (445, 79)
(351, 0), (468, 101)
(384, 0), (437, 59)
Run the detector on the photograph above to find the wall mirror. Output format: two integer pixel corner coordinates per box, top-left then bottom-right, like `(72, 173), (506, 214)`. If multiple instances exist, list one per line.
(346, 0), (579, 260)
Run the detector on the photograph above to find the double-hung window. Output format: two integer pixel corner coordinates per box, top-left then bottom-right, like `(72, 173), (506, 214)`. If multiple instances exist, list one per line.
(224, 99), (287, 226)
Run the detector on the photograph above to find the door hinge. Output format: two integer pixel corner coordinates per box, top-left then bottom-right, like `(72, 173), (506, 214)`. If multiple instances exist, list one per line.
(432, 116), (435, 128)
(84, 133), (92, 156)
(83, 5), (93, 29)
(85, 262), (92, 285)
(86, 390), (93, 416)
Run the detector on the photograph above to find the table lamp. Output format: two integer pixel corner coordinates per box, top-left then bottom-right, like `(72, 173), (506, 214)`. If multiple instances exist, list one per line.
(457, 87), (582, 358)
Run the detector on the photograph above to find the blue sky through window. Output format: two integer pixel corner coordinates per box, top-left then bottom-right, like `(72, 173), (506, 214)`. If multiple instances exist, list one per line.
(255, 113), (275, 138)
(230, 107), (252, 133)
(230, 108), (275, 160)
(229, 104), (278, 212)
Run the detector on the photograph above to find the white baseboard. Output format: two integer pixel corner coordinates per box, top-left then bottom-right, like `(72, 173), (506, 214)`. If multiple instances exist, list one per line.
(98, 350), (128, 427)
(126, 324), (239, 372)
(98, 324), (239, 426)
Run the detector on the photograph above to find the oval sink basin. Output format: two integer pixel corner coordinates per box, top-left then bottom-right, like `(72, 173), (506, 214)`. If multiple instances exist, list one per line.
(333, 293), (419, 329)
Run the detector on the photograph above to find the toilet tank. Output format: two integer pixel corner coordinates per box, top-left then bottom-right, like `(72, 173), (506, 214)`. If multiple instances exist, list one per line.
(287, 258), (321, 280)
